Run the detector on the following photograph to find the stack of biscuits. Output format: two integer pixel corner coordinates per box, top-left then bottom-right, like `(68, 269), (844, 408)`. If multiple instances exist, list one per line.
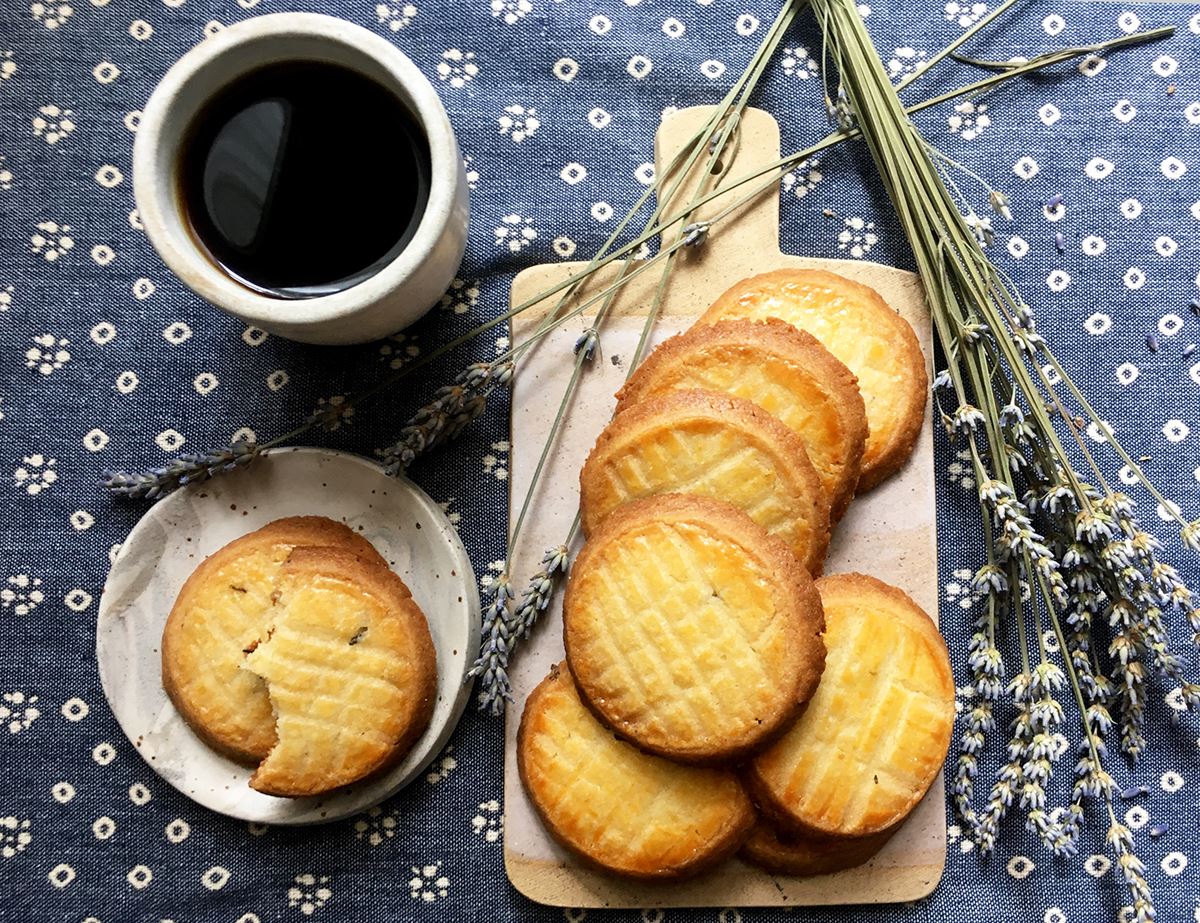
(518, 269), (956, 879)
(162, 516), (437, 798)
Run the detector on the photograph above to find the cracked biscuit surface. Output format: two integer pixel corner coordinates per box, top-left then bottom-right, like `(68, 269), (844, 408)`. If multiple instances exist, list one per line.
(700, 269), (927, 491)
(245, 547), (436, 797)
(564, 495), (825, 764)
(161, 516), (390, 764)
(747, 573), (954, 838)
(518, 661), (756, 878)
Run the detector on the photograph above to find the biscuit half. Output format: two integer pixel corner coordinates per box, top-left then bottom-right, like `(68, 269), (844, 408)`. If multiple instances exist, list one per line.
(740, 821), (895, 877)
(245, 547), (436, 797)
(616, 318), (868, 522)
(700, 269), (928, 491)
(747, 574), (954, 838)
(564, 494), (825, 764)
(518, 662), (756, 878)
(579, 389), (831, 574)
(161, 516), (390, 764)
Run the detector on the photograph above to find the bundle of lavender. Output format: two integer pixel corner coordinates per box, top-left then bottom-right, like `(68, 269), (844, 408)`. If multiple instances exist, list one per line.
(810, 0), (1197, 917)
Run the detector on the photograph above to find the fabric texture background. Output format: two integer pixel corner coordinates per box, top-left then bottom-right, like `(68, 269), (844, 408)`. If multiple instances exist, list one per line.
(1, 0), (1199, 919)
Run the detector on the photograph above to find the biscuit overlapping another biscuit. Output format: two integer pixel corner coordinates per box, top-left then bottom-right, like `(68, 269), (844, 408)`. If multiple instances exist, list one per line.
(518, 661), (756, 878)
(579, 389), (831, 574)
(564, 494), (825, 764)
(740, 821), (895, 877)
(747, 574), (954, 839)
(245, 547), (436, 797)
(700, 269), (927, 491)
(161, 516), (391, 764)
(616, 319), (868, 523)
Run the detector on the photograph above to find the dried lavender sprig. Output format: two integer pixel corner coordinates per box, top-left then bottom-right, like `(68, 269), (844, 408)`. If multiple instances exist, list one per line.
(102, 440), (259, 499)
(380, 360), (514, 476)
(509, 545), (570, 641)
(469, 579), (515, 715)
(1108, 819), (1156, 922)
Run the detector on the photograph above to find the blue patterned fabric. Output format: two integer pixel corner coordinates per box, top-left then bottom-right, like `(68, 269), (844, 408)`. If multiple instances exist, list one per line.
(2, 0), (1199, 919)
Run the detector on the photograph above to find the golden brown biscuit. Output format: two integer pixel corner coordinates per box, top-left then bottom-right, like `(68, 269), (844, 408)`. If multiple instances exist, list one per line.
(246, 547), (436, 797)
(700, 269), (927, 491)
(518, 662), (756, 878)
(161, 516), (391, 764)
(616, 319), (868, 522)
(579, 389), (831, 574)
(564, 494), (825, 764)
(740, 821), (895, 877)
(747, 574), (954, 838)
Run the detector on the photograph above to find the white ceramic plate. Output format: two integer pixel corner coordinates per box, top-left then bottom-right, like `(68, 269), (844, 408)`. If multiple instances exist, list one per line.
(97, 447), (480, 824)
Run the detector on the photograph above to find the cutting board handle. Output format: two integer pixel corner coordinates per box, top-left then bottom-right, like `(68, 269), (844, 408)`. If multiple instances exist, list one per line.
(654, 106), (784, 270)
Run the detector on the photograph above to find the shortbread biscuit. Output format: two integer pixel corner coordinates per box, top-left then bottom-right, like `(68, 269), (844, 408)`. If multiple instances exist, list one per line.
(616, 319), (868, 521)
(740, 821), (894, 877)
(564, 495), (825, 764)
(246, 547), (436, 797)
(747, 574), (953, 838)
(518, 662), (756, 878)
(579, 389), (831, 574)
(162, 516), (389, 764)
(700, 269), (927, 491)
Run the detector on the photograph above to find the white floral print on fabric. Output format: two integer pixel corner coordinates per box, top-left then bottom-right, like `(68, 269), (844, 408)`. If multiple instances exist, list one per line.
(0, 1), (1198, 920)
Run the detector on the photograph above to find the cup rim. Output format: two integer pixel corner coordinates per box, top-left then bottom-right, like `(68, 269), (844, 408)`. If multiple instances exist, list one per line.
(133, 12), (459, 328)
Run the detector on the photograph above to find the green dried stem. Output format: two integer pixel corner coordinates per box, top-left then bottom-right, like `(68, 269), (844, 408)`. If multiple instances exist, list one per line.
(811, 0), (1188, 915)
(469, 0), (803, 710)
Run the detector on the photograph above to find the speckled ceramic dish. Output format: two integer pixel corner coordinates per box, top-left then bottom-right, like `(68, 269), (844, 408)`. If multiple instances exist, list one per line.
(97, 447), (479, 824)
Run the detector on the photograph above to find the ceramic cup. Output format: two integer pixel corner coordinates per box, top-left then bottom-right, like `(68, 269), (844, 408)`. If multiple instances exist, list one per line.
(133, 13), (468, 345)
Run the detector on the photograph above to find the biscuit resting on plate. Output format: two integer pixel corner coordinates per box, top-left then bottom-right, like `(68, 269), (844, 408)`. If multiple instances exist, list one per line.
(161, 516), (387, 764)
(747, 573), (954, 838)
(244, 547), (436, 797)
(700, 269), (927, 491)
(518, 661), (755, 878)
(564, 494), (825, 763)
(616, 318), (868, 522)
(579, 389), (831, 574)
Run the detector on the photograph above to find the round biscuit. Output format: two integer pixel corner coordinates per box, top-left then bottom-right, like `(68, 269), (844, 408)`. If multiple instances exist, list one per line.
(746, 573), (954, 838)
(246, 546), (436, 797)
(565, 494), (826, 764)
(518, 661), (756, 878)
(161, 516), (392, 764)
(699, 269), (927, 491)
(616, 318), (867, 522)
(579, 389), (831, 574)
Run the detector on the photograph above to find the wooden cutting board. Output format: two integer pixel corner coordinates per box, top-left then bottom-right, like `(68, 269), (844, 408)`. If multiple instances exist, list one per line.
(502, 106), (945, 908)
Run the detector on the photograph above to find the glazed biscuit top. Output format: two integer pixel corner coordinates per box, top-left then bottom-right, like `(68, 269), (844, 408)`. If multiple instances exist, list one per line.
(751, 573), (954, 837)
(579, 389), (831, 574)
(564, 495), (825, 761)
(517, 663), (754, 877)
(700, 269), (927, 490)
(615, 318), (868, 521)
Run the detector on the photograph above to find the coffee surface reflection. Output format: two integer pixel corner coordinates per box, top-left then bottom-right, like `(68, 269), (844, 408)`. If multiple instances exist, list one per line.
(180, 61), (431, 299)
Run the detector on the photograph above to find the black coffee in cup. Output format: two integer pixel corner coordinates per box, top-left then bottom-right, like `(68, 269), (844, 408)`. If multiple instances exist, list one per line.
(179, 61), (431, 299)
